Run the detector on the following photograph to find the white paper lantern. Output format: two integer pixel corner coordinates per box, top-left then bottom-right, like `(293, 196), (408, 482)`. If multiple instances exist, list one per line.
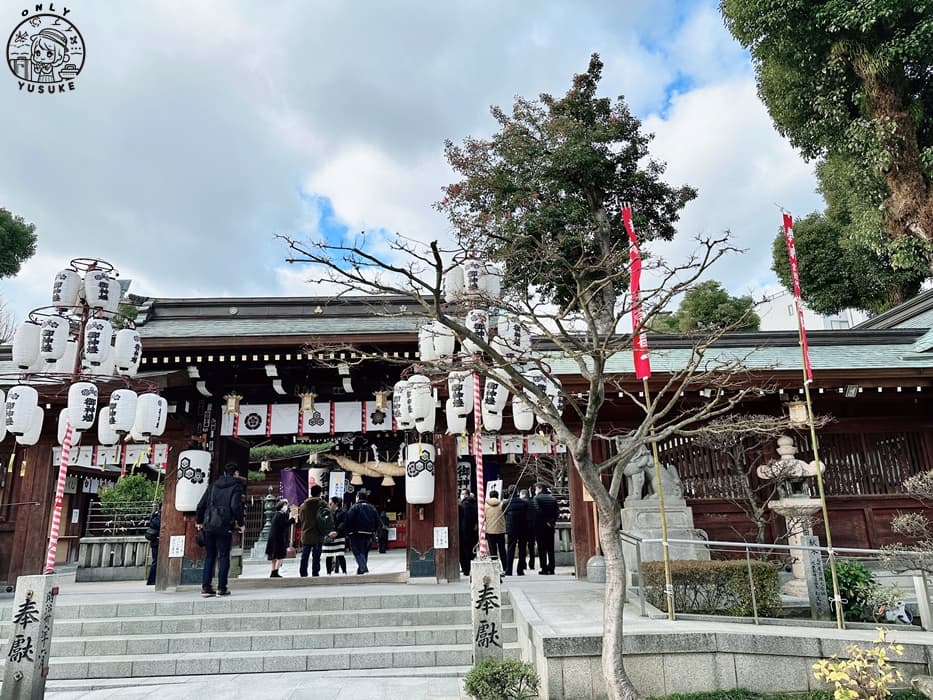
(55, 339), (78, 375)
(132, 393), (163, 440)
(107, 389), (138, 434)
(5, 385), (39, 436)
(462, 309), (488, 354)
(392, 380), (413, 430)
(12, 322), (41, 370)
(0, 390), (6, 443)
(57, 409), (82, 447)
(512, 395), (535, 431)
(418, 323), (438, 362)
(445, 398), (467, 434)
(463, 257), (484, 296)
(481, 377), (509, 432)
(39, 314), (69, 364)
(84, 270), (118, 310)
(67, 381), (98, 431)
(407, 374), (435, 433)
(175, 449), (211, 511)
(152, 396), (168, 437)
(483, 263), (502, 301)
(405, 442), (436, 504)
(444, 266), (464, 302)
(447, 371), (474, 419)
(15, 407), (43, 446)
(540, 376), (564, 425)
(97, 408), (119, 446)
(497, 314), (531, 358)
(89, 351), (115, 377)
(113, 329), (142, 374)
(432, 321), (456, 358)
(83, 318), (113, 367)
(51, 269), (81, 309)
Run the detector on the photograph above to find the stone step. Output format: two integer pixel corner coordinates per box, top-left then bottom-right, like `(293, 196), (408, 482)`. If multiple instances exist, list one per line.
(0, 590), (477, 621)
(0, 605), (514, 638)
(47, 623), (519, 657)
(40, 643), (522, 680)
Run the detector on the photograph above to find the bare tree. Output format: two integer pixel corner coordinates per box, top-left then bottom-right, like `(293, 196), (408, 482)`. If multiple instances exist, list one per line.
(280, 56), (779, 699)
(0, 298), (15, 345)
(693, 414), (832, 546)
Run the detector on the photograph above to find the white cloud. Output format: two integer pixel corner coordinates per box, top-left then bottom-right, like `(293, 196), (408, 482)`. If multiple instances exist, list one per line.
(643, 79), (823, 294)
(0, 0), (823, 324)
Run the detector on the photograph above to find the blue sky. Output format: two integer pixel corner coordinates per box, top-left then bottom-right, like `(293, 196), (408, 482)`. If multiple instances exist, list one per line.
(0, 0), (823, 322)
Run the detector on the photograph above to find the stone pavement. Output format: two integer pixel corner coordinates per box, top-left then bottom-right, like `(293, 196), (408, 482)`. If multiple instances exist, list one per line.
(5, 556), (931, 699)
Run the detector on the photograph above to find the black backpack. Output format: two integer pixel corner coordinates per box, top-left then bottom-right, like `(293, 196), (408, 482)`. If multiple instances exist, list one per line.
(203, 486), (232, 534)
(316, 503), (335, 534)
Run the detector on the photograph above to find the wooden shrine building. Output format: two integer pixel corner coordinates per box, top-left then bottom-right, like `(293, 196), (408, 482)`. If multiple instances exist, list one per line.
(2, 291), (933, 588)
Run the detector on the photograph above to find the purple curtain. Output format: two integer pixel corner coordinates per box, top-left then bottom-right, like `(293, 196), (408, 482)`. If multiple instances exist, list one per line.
(280, 469), (308, 506)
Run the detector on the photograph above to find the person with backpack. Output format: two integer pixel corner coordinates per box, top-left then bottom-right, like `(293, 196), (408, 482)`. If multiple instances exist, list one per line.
(346, 490), (380, 574)
(144, 502), (161, 586)
(298, 484), (325, 577)
(322, 496), (347, 574)
(195, 462), (245, 597)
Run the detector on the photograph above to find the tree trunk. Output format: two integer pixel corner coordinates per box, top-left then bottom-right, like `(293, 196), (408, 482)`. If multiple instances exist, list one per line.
(599, 501), (642, 699)
(859, 69), (933, 242)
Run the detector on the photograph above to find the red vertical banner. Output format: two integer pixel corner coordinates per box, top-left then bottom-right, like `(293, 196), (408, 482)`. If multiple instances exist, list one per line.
(781, 213), (814, 383)
(622, 206), (652, 380)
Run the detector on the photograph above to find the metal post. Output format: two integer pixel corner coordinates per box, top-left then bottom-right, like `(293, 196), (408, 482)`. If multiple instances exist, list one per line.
(745, 545), (759, 624)
(635, 538), (646, 618)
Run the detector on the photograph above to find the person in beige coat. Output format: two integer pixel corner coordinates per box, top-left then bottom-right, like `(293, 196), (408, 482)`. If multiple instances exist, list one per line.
(484, 491), (508, 572)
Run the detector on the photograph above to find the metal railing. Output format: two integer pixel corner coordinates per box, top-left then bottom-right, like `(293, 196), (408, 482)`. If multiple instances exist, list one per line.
(624, 533), (933, 630)
(84, 500), (157, 537)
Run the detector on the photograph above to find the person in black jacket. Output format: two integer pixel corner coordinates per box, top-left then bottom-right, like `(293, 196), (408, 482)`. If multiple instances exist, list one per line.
(195, 463), (245, 596)
(145, 503), (161, 585)
(533, 483), (559, 575)
(503, 485), (529, 576)
(345, 491), (380, 574)
(265, 499), (293, 578)
(458, 489), (478, 576)
(523, 488), (537, 571)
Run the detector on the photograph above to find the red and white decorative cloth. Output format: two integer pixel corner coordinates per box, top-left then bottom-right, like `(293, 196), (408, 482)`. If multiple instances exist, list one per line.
(622, 206), (652, 380)
(781, 213), (814, 382)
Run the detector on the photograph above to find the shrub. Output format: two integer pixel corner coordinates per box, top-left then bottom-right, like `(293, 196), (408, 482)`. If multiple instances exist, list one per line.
(827, 560), (877, 622)
(464, 658), (540, 700)
(98, 474), (163, 505)
(813, 628), (904, 699)
(642, 559), (781, 617)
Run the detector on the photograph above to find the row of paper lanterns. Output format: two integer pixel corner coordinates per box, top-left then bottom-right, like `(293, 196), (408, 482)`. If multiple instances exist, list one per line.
(392, 368), (561, 435)
(0, 384), (167, 447)
(418, 313), (532, 362)
(12, 318), (141, 377)
(52, 268), (121, 314)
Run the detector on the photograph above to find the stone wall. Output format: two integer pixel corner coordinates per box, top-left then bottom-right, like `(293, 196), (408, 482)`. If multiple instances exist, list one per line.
(508, 589), (933, 699)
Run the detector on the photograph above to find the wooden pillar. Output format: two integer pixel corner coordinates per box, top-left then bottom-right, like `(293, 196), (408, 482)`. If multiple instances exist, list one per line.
(406, 434), (460, 582)
(154, 434), (202, 591)
(568, 463), (597, 579)
(9, 442), (55, 580)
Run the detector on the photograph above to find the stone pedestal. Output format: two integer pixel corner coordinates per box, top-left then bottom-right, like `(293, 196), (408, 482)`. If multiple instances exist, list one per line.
(621, 499), (708, 587)
(1, 574), (61, 700)
(470, 559), (503, 664)
(769, 497), (828, 616)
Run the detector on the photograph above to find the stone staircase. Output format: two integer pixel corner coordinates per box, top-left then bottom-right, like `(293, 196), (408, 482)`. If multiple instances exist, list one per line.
(0, 589), (519, 680)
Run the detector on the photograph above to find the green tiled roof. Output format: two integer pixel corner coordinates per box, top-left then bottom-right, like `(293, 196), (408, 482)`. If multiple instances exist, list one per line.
(136, 315), (422, 339)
